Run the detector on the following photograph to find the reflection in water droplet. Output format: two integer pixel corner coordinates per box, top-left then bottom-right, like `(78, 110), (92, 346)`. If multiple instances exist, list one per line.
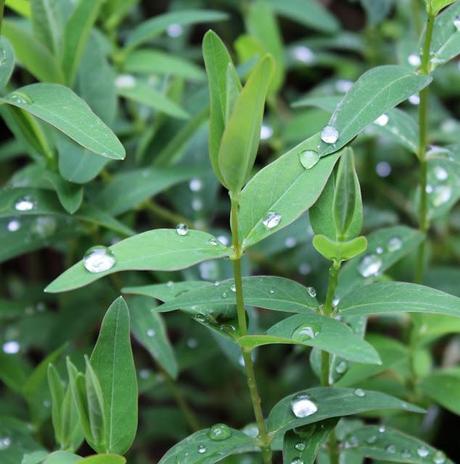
(2, 341), (20, 354)
(14, 195), (36, 212)
(417, 446), (429, 458)
(454, 15), (460, 31)
(8, 92), (32, 105)
(83, 246), (116, 273)
(374, 114), (389, 126)
(409, 94), (420, 105)
(291, 459), (304, 464)
(197, 444), (207, 454)
(176, 223), (189, 236)
(434, 166), (448, 181)
(387, 236), (402, 252)
(262, 211), (281, 230)
(292, 324), (318, 342)
(376, 246), (384, 255)
(358, 254), (382, 278)
(295, 442), (305, 451)
(230, 284), (236, 293)
(432, 185), (452, 207)
(320, 125), (339, 144)
(354, 388), (366, 397)
(207, 423), (232, 441)
(299, 150), (320, 169)
(378, 425), (386, 433)
(217, 235), (229, 246)
(291, 393), (318, 418)
(307, 287), (317, 298)
(335, 360), (348, 374)
(408, 54), (421, 67)
(242, 424), (259, 438)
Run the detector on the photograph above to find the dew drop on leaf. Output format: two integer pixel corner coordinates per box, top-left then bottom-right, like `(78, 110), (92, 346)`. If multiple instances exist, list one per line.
(291, 459), (304, 464)
(262, 211), (281, 230)
(2, 341), (20, 354)
(320, 125), (339, 144)
(260, 124), (273, 140)
(353, 388), (366, 397)
(307, 286), (317, 298)
(197, 444), (207, 454)
(7, 92), (33, 106)
(83, 246), (116, 273)
(417, 446), (429, 458)
(0, 437), (11, 450)
(376, 246), (384, 255)
(207, 423), (232, 441)
(432, 186), (452, 207)
(454, 15), (460, 31)
(408, 54), (421, 67)
(374, 113), (389, 126)
(409, 94), (420, 105)
(14, 195), (36, 212)
(434, 451), (446, 463)
(290, 393), (318, 418)
(335, 360), (348, 374)
(367, 435), (377, 444)
(299, 150), (320, 169)
(387, 236), (402, 252)
(115, 74), (136, 89)
(386, 444), (396, 454)
(336, 79), (353, 93)
(358, 254), (382, 278)
(295, 442), (305, 451)
(292, 324), (318, 341)
(292, 46), (315, 64)
(147, 329), (155, 337)
(189, 178), (203, 192)
(176, 223), (189, 236)
(378, 425), (386, 433)
(7, 219), (21, 232)
(434, 166), (448, 181)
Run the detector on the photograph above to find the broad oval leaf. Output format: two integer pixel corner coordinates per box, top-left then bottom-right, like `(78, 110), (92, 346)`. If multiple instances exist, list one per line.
(430, 2), (460, 67)
(239, 312), (381, 364)
(268, 387), (423, 437)
(1, 84), (125, 159)
(318, 65), (431, 156)
(158, 426), (257, 464)
(45, 229), (230, 293)
(238, 133), (342, 249)
(90, 298), (138, 455)
(338, 282), (460, 318)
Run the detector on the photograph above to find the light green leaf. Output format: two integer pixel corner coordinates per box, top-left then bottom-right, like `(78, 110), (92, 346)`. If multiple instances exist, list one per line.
(158, 426), (257, 464)
(419, 368), (460, 415)
(5, 0), (31, 17)
(431, 0), (457, 15)
(90, 298), (138, 455)
(318, 66), (431, 156)
(31, 0), (63, 54)
(21, 450), (48, 464)
(239, 312), (381, 364)
(156, 276), (319, 314)
(268, 387), (423, 437)
(2, 84), (125, 159)
(126, 10), (228, 50)
(430, 2), (460, 67)
(45, 229), (230, 293)
(123, 281), (214, 301)
(338, 282), (460, 318)
(238, 133), (341, 249)
(42, 451), (81, 464)
(129, 296), (178, 379)
(78, 455), (125, 464)
(218, 54), (273, 192)
(60, 383), (84, 452)
(0, 37), (15, 89)
(44, 171), (83, 214)
(344, 425), (453, 463)
(47, 364), (65, 446)
(312, 235), (368, 262)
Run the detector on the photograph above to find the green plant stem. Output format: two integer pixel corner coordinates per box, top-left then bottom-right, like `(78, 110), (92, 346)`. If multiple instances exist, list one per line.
(321, 259), (341, 464)
(0, 0), (4, 35)
(415, 11), (435, 283)
(230, 195), (272, 464)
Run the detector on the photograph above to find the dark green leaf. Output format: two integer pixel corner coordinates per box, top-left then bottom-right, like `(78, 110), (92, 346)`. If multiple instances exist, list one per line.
(419, 368), (460, 415)
(0, 37), (15, 88)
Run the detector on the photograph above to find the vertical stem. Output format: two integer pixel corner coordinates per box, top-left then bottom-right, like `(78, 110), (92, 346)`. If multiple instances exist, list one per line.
(0, 0), (5, 34)
(415, 11), (435, 283)
(230, 195), (272, 464)
(320, 260), (341, 464)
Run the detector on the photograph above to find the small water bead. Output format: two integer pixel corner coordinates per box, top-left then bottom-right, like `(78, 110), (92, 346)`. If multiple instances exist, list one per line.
(454, 15), (460, 31)
(335, 360), (348, 374)
(307, 287), (317, 298)
(387, 236), (402, 252)
(353, 388), (366, 397)
(8, 92), (32, 106)
(285, 237), (297, 248)
(207, 423), (232, 441)
(33, 216), (57, 238)
(376, 246), (384, 255)
(336, 79), (353, 93)
(0, 437), (11, 450)
(434, 166), (448, 181)
(115, 74), (136, 89)
(147, 329), (155, 337)
(7, 219), (21, 232)
(191, 198), (203, 212)
(417, 447), (430, 458)
(366, 435), (377, 444)
(217, 235), (229, 246)
(376, 161), (392, 178)
(260, 124), (274, 140)
(242, 424), (259, 438)
(167, 23), (183, 37)
(290, 393), (318, 418)
(83, 246), (116, 273)
(408, 53), (421, 67)
(14, 195), (36, 212)
(320, 125), (339, 144)
(433, 451), (446, 464)
(426, 184), (434, 194)
(176, 223), (189, 236)
(230, 284), (236, 293)
(292, 324), (318, 341)
(409, 94), (420, 105)
(295, 442), (306, 451)
(402, 449), (412, 459)
(262, 211), (281, 230)
(386, 444), (397, 454)
(187, 338), (198, 349)
(298, 263), (311, 275)
(378, 425), (386, 433)
(290, 459), (304, 464)
(332, 296), (340, 307)
(208, 238), (219, 246)
(358, 254), (382, 278)
(2, 340), (20, 354)
(139, 369), (151, 379)
(432, 185), (452, 207)
(299, 150), (320, 170)
(197, 444), (207, 454)
(292, 46), (315, 64)
(189, 178), (203, 192)
(374, 113), (389, 127)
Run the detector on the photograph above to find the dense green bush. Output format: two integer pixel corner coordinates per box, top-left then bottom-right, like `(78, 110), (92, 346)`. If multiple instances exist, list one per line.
(1, 0), (460, 463)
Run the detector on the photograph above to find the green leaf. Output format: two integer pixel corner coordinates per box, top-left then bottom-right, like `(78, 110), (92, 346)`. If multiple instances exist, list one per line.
(5, 0), (31, 17)
(61, 0), (104, 85)
(338, 282), (460, 318)
(0, 37), (15, 89)
(419, 368), (460, 415)
(129, 296), (178, 379)
(156, 276), (319, 314)
(238, 133), (341, 249)
(60, 383), (84, 452)
(344, 425), (453, 463)
(0, 352), (29, 393)
(318, 66), (431, 156)
(78, 456), (125, 464)
(218, 54), (274, 192)
(21, 450), (48, 464)
(44, 171), (83, 214)
(268, 387), (423, 437)
(123, 281), (214, 301)
(312, 235), (368, 261)
(430, 2), (460, 67)
(126, 10), (228, 50)
(43, 452), (82, 464)
(31, 0), (63, 54)
(90, 298), (138, 455)
(46, 229), (230, 293)
(202, 30), (241, 184)
(2, 84), (125, 159)
(47, 364), (65, 446)
(239, 312), (381, 364)
(431, 0), (457, 15)
(158, 426), (257, 464)
(124, 49), (205, 81)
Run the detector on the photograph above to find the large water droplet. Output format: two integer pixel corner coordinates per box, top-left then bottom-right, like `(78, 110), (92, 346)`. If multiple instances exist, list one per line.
(8, 92), (32, 106)
(320, 126), (339, 144)
(408, 54), (421, 67)
(230, 284), (236, 293)
(353, 388), (366, 397)
(433, 451), (446, 464)
(402, 449), (412, 459)
(299, 150), (320, 169)
(387, 236), (402, 252)
(291, 459), (304, 464)
(207, 423), (232, 441)
(378, 425), (386, 433)
(7, 219), (21, 232)
(291, 393), (318, 418)
(0, 437), (11, 450)
(176, 223), (189, 236)
(292, 324), (318, 342)
(242, 424), (259, 438)
(432, 185), (452, 207)
(358, 254), (382, 278)
(374, 114), (389, 127)
(292, 46), (315, 64)
(83, 246), (116, 273)
(14, 195), (36, 212)
(2, 340), (20, 354)
(262, 211), (281, 230)
(366, 435), (377, 444)
(115, 74), (136, 89)
(417, 447), (429, 458)
(197, 444), (207, 454)
(189, 178), (203, 192)
(386, 444), (396, 454)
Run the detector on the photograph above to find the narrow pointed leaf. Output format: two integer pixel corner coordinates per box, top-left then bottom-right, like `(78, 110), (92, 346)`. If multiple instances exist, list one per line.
(123, 281), (213, 301)
(30, 0), (62, 54)
(47, 365), (65, 445)
(430, 2), (460, 66)
(0, 37), (15, 89)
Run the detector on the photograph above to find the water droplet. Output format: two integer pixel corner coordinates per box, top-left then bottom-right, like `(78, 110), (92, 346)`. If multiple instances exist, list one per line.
(307, 287), (317, 298)
(7, 219), (21, 232)
(454, 15), (460, 31)
(8, 92), (32, 105)
(208, 238), (219, 246)
(187, 338), (198, 349)
(2, 341), (20, 354)
(292, 46), (315, 64)
(291, 393), (318, 418)
(0, 437), (11, 450)
(207, 423), (232, 441)
(262, 211), (281, 229)
(285, 236), (297, 248)
(434, 451), (446, 464)
(191, 198), (203, 211)
(217, 235), (229, 246)
(197, 444), (207, 454)
(176, 223), (189, 236)
(409, 94), (420, 105)
(166, 281), (174, 288)
(402, 449), (412, 459)
(332, 296), (340, 307)
(387, 236), (402, 252)
(194, 313), (207, 323)
(260, 124), (273, 140)
(292, 324), (318, 341)
(167, 23), (183, 37)
(147, 329), (155, 337)
(83, 246), (116, 273)
(115, 74), (136, 89)
(417, 446), (429, 458)
(336, 79), (353, 93)
(230, 284), (236, 293)
(434, 166), (448, 181)
(33, 216), (57, 238)
(320, 125), (339, 144)
(408, 54), (421, 67)
(358, 254), (382, 278)
(354, 388), (366, 397)
(374, 114), (389, 126)
(366, 435), (377, 444)
(295, 442), (306, 451)
(426, 184), (434, 193)
(299, 150), (320, 169)
(139, 368), (150, 379)
(336, 360), (348, 374)
(291, 459), (304, 464)
(378, 425), (386, 433)
(432, 185), (452, 207)
(14, 195), (36, 212)
(376, 161), (391, 177)
(199, 261), (218, 281)
(242, 424), (259, 438)
(189, 178), (203, 192)
(386, 444), (396, 454)
(376, 246), (384, 255)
